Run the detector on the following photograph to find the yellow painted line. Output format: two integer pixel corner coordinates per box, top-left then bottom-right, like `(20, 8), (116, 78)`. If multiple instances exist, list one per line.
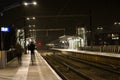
(0, 51), (1, 58)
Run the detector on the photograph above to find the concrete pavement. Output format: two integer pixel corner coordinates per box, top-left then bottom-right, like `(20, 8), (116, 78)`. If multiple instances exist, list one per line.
(0, 50), (62, 80)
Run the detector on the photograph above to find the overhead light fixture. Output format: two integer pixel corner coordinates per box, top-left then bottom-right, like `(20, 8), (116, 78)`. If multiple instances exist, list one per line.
(32, 1), (37, 5)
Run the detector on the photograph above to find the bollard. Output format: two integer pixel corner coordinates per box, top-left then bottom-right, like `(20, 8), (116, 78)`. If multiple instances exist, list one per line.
(0, 51), (7, 68)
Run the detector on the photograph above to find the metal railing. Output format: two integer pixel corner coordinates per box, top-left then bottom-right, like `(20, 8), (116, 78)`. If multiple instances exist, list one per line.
(80, 45), (120, 53)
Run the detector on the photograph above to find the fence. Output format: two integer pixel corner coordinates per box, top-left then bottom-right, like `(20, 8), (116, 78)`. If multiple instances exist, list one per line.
(80, 45), (120, 53)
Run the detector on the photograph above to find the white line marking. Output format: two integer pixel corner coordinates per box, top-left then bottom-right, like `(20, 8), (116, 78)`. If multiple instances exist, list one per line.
(35, 52), (45, 80)
(36, 51), (62, 80)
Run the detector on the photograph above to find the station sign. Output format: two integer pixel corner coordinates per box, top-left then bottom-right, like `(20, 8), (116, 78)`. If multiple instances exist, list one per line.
(1, 26), (10, 32)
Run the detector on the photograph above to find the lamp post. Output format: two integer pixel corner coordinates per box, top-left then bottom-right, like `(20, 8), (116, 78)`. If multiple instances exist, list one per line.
(114, 22), (120, 45)
(23, 1), (37, 54)
(89, 10), (93, 46)
(96, 26), (103, 45)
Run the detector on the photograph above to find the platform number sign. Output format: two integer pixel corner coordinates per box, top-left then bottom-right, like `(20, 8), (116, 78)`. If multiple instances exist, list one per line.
(1, 26), (10, 32)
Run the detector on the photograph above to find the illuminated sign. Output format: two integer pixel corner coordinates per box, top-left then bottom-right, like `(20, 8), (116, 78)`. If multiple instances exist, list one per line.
(1, 26), (10, 32)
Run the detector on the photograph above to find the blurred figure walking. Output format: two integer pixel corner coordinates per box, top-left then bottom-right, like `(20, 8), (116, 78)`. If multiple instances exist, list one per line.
(15, 43), (24, 65)
(29, 42), (35, 64)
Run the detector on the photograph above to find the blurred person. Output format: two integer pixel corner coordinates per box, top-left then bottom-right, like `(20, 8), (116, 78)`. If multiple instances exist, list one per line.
(15, 43), (24, 65)
(27, 43), (31, 54)
(29, 42), (36, 64)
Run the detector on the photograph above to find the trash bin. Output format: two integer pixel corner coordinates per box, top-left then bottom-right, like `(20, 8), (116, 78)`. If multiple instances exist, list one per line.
(0, 51), (7, 68)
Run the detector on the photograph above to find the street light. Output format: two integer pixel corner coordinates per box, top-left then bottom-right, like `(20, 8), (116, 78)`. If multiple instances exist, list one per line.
(23, 1), (37, 6)
(33, 1), (37, 5)
(114, 22), (120, 25)
(28, 25), (35, 28)
(32, 17), (36, 20)
(26, 17), (36, 20)
(97, 26), (103, 30)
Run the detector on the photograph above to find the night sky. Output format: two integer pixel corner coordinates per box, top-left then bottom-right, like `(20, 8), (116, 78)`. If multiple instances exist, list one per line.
(0, 0), (120, 43)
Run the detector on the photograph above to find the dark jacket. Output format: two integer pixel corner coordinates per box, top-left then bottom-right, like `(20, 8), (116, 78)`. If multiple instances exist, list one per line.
(29, 42), (35, 54)
(15, 43), (24, 55)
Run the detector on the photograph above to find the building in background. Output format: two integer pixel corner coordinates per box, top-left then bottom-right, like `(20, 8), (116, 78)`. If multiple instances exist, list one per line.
(47, 27), (87, 50)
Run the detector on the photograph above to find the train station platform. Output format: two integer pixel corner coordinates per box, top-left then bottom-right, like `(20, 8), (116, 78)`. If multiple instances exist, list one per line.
(52, 48), (120, 58)
(0, 50), (62, 80)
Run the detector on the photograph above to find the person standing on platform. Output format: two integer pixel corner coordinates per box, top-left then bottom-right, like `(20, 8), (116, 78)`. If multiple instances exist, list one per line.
(27, 43), (31, 54)
(29, 41), (36, 64)
(15, 43), (24, 65)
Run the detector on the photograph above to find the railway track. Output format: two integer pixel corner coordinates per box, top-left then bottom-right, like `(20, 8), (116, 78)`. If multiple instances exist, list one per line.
(62, 54), (120, 74)
(42, 51), (120, 80)
(43, 55), (92, 80)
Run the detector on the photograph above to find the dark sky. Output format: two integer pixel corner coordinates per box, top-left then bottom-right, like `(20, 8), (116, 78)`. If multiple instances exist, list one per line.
(29, 0), (120, 31)
(0, 0), (120, 42)
(1, 0), (120, 26)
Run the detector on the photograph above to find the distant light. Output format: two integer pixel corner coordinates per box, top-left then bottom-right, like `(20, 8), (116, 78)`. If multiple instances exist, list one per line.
(32, 29), (35, 31)
(29, 25), (32, 27)
(28, 25), (35, 27)
(27, 17), (36, 20)
(23, 1), (37, 6)
(33, 25), (35, 27)
(1, 26), (10, 32)
(32, 17), (36, 19)
(23, 2), (28, 6)
(38, 41), (42, 46)
(111, 34), (119, 40)
(29, 29), (36, 31)
(32, 1), (37, 5)
(118, 22), (120, 25)
(0, 13), (3, 16)
(112, 37), (119, 40)
(17, 29), (20, 32)
(29, 29), (32, 31)
(62, 41), (65, 43)
(27, 17), (30, 20)
(97, 26), (103, 30)
(86, 30), (91, 33)
(114, 22), (117, 25)
(114, 22), (120, 25)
